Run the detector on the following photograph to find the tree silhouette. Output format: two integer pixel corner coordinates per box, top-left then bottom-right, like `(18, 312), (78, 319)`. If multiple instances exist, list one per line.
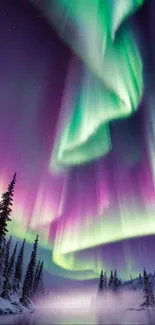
(98, 270), (104, 292)
(104, 272), (107, 290)
(141, 269), (150, 307)
(33, 261), (44, 298)
(38, 261), (44, 296)
(21, 235), (39, 304)
(141, 268), (155, 308)
(3, 235), (12, 276)
(33, 260), (41, 297)
(0, 173), (16, 253)
(14, 239), (25, 284)
(0, 241), (6, 282)
(108, 270), (114, 289)
(113, 269), (119, 292)
(148, 279), (155, 307)
(1, 242), (18, 300)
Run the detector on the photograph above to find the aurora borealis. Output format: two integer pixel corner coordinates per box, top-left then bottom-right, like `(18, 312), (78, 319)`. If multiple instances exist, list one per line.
(41, 0), (143, 169)
(1, 0), (155, 282)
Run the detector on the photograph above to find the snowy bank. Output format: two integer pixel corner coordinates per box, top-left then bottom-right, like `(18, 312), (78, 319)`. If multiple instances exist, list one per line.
(0, 297), (35, 315)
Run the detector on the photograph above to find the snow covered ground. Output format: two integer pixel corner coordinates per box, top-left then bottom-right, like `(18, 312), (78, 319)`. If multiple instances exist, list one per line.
(0, 296), (35, 317)
(0, 297), (24, 315)
(1, 289), (155, 324)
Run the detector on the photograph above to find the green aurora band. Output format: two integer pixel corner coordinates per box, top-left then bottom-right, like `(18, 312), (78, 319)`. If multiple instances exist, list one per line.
(24, 0), (147, 279)
(9, 201), (155, 280)
(33, 0), (144, 169)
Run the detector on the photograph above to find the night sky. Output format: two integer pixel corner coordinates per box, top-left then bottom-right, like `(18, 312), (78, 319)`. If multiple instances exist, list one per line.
(1, 0), (155, 287)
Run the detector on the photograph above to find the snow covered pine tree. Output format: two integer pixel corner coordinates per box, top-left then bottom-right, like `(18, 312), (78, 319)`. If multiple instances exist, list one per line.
(141, 268), (155, 308)
(21, 235), (39, 307)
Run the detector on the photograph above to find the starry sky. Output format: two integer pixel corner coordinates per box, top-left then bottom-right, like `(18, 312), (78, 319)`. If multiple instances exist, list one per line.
(1, 0), (155, 285)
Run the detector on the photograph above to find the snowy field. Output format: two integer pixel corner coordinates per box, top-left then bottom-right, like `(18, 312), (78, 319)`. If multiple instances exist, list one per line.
(1, 289), (155, 324)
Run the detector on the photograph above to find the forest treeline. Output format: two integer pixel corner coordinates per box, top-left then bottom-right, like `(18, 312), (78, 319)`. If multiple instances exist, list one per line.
(97, 268), (155, 308)
(0, 173), (44, 309)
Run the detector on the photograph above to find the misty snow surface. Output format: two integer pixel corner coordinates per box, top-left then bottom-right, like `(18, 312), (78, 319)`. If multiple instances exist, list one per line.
(1, 289), (155, 324)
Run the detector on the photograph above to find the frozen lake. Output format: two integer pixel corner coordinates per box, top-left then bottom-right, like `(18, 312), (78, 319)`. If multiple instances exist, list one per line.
(1, 306), (155, 324)
(1, 307), (155, 325)
(1, 290), (155, 324)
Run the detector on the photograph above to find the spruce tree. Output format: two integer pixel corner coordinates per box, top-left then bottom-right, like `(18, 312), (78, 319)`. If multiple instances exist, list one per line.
(0, 173), (16, 253)
(33, 260), (41, 297)
(35, 260), (41, 280)
(1, 242), (18, 300)
(34, 261), (44, 298)
(3, 235), (12, 276)
(38, 261), (44, 296)
(148, 279), (155, 307)
(0, 241), (6, 286)
(21, 235), (39, 304)
(113, 269), (119, 292)
(104, 272), (107, 290)
(142, 269), (149, 307)
(98, 270), (104, 292)
(108, 271), (114, 289)
(141, 268), (155, 308)
(14, 239), (25, 284)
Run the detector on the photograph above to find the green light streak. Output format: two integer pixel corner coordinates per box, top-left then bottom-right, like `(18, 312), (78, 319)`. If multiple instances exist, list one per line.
(35, 0), (145, 169)
(9, 206), (155, 281)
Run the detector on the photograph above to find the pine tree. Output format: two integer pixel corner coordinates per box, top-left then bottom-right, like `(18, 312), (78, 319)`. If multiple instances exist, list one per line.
(104, 272), (107, 290)
(14, 239), (25, 286)
(141, 268), (155, 308)
(3, 235), (12, 276)
(35, 260), (41, 280)
(1, 242), (18, 300)
(21, 235), (39, 304)
(108, 271), (114, 289)
(0, 241), (6, 289)
(38, 261), (44, 296)
(148, 279), (155, 307)
(34, 261), (44, 298)
(98, 270), (104, 292)
(113, 269), (119, 292)
(1, 242), (6, 274)
(0, 173), (16, 253)
(141, 269), (150, 307)
(33, 260), (41, 297)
